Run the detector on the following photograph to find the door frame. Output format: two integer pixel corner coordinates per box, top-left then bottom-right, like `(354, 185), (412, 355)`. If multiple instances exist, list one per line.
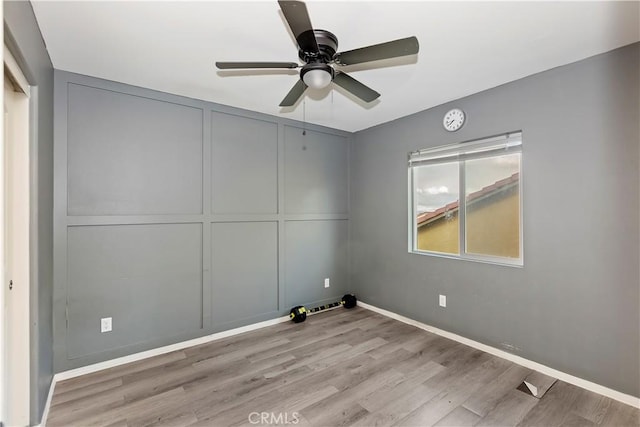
(2, 43), (32, 427)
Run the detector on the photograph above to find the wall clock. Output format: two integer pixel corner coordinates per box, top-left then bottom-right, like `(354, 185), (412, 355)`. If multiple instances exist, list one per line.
(443, 108), (465, 132)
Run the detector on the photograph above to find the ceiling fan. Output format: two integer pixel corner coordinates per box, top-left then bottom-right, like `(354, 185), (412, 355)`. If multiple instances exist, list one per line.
(215, 0), (419, 107)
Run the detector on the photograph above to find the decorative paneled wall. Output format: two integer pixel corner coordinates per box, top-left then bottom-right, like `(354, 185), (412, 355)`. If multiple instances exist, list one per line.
(54, 71), (351, 371)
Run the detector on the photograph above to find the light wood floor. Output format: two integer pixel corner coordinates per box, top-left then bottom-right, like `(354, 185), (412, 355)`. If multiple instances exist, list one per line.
(47, 307), (639, 427)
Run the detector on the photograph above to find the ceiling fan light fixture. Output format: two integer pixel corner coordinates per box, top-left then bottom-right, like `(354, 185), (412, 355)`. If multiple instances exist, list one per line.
(303, 69), (332, 89)
(301, 63), (334, 89)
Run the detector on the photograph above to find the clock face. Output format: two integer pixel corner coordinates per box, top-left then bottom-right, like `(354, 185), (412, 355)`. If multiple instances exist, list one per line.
(443, 108), (465, 132)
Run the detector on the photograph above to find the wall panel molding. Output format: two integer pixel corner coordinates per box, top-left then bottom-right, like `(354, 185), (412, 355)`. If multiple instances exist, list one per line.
(53, 70), (353, 371)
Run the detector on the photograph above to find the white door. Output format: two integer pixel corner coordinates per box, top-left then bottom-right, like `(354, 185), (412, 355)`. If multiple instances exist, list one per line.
(2, 46), (31, 427)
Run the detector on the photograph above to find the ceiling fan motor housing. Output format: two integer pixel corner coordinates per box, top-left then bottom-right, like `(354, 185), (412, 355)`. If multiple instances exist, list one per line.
(298, 29), (338, 63)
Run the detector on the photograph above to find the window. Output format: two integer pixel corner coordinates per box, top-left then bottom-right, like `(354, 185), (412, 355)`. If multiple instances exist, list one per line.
(409, 132), (523, 266)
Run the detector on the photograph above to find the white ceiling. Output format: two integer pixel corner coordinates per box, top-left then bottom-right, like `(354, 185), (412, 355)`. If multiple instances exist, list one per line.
(32, 1), (639, 132)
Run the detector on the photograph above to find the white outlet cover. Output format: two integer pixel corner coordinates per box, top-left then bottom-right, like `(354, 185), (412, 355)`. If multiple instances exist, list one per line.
(101, 317), (112, 333)
(439, 295), (447, 308)
(324, 278), (330, 288)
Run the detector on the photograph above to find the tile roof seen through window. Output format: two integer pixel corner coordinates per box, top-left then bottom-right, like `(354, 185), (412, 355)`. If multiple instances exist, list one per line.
(416, 172), (520, 226)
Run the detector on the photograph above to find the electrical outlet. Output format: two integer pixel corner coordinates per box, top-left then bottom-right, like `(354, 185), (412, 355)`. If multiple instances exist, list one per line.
(324, 278), (330, 288)
(439, 295), (447, 308)
(101, 317), (112, 333)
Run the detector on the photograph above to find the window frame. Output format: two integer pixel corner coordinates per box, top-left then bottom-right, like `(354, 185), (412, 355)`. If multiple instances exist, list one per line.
(408, 132), (524, 267)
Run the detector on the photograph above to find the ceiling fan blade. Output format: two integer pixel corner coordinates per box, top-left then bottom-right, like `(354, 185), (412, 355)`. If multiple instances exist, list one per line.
(278, 0), (319, 54)
(334, 36), (419, 66)
(333, 72), (380, 103)
(279, 79), (307, 107)
(216, 62), (299, 69)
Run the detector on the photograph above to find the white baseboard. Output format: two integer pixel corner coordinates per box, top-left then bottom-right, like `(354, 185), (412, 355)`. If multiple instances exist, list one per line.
(40, 314), (290, 426)
(358, 301), (640, 409)
(54, 315), (290, 382)
(36, 378), (56, 427)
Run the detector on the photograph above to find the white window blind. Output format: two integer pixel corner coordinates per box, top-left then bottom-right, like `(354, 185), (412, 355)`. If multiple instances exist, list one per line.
(408, 132), (522, 167)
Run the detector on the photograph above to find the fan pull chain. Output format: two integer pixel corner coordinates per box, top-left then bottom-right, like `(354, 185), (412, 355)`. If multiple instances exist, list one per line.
(302, 98), (307, 136)
(331, 90), (334, 123)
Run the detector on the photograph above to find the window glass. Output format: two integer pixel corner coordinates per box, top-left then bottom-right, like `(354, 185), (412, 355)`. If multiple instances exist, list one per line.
(465, 154), (521, 258)
(414, 162), (459, 254)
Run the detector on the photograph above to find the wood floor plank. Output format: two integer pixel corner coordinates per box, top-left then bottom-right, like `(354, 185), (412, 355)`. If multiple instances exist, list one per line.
(141, 409), (198, 427)
(305, 337), (388, 371)
(391, 340), (460, 377)
(462, 364), (532, 417)
(122, 365), (205, 403)
(395, 356), (512, 426)
(273, 352), (380, 397)
(361, 320), (425, 360)
(399, 331), (445, 354)
(181, 350), (301, 398)
(243, 326), (362, 363)
(46, 309), (640, 427)
(194, 350), (294, 387)
(189, 365), (314, 421)
(420, 351), (500, 395)
(300, 368), (405, 425)
(181, 316), (313, 358)
(51, 386), (185, 427)
(517, 381), (582, 427)
(208, 353), (379, 427)
(125, 393), (195, 427)
(189, 380), (287, 426)
(264, 343), (352, 379)
(306, 402), (370, 427)
(101, 420), (128, 427)
(50, 377), (123, 407)
(599, 400), (640, 427)
(559, 412), (597, 427)
(47, 396), (125, 427)
(270, 384), (340, 415)
(190, 337), (291, 369)
(476, 389), (539, 427)
(53, 350), (187, 395)
(52, 358), (199, 416)
(327, 349), (415, 392)
(358, 361), (446, 413)
(92, 387), (187, 427)
(433, 406), (481, 427)
(352, 384), (439, 427)
(567, 385), (612, 424)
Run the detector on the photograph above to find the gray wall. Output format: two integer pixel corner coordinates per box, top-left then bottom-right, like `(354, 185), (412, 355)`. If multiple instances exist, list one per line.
(350, 43), (639, 397)
(53, 71), (351, 371)
(4, 1), (55, 424)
